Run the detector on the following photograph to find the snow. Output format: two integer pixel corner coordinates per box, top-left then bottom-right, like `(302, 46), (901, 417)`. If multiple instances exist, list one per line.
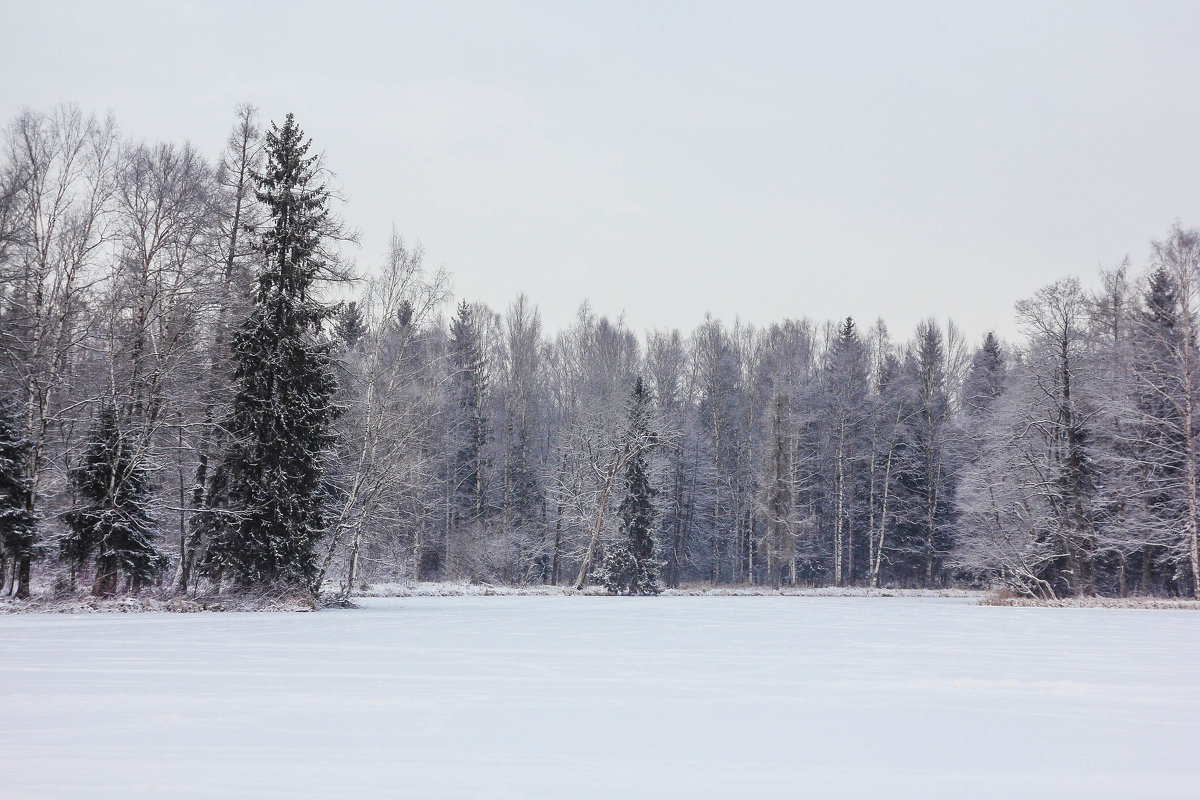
(2, 596), (1198, 798)
(353, 579), (979, 598)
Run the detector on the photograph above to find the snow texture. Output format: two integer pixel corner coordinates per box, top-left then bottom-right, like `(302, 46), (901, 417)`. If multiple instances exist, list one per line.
(2, 596), (1198, 798)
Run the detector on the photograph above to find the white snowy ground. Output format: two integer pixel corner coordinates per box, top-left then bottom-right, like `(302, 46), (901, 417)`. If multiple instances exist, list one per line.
(2, 597), (1198, 799)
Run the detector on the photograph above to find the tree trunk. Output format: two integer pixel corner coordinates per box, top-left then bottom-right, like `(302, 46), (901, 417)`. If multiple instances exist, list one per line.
(16, 555), (31, 599)
(834, 428), (845, 587)
(92, 554), (117, 597)
(551, 509), (562, 586)
(1184, 387), (1200, 597)
(870, 437), (896, 589)
(342, 528), (362, 601)
(575, 481), (615, 590)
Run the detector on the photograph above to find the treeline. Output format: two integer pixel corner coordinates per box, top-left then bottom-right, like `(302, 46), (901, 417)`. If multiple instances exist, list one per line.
(0, 104), (1197, 601)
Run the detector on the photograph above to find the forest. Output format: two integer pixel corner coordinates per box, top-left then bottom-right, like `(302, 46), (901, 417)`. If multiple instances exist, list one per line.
(1, 103), (1198, 603)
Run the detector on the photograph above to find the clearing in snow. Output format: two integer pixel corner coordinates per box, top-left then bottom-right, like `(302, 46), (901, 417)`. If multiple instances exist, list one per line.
(2, 596), (1198, 798)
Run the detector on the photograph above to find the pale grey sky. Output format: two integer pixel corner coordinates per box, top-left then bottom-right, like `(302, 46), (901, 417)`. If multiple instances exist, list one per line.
(3, 0), (1198, 344)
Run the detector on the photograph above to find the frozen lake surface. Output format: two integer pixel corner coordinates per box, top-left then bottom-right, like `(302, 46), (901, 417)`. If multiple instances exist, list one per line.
(2, 596), (1199, 798)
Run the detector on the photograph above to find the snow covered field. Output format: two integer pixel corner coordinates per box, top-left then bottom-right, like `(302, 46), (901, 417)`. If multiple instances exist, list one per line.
(2, 597), (1198, 799)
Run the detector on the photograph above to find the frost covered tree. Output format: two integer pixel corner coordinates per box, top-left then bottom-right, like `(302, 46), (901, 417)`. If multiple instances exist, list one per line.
(864, 324), (911, 589)
(0, 394), (36, 597)
(62, 406), (167, 596)
(962, 332), (1006, 416)
(0, 106), (117, 536)
(180, 104), (264, 593)
(594, 376), (659, 594)
(732, 323), (769, 584)
(448, 302), (490, 522)
(906, 319), (956, 587)
(8, 104), (1200, 600)
(544, 306), (646, 589)
(316, 233), (449, 597)
(1126, 227), (1200, 596)
(692, 316), (742, 583)
(494, 295), (550, 581)
(334, 300), (367, 349)
(645, 328), (694, 588)
(759, 390), (795, 587)
(438, 299), (493, 575)
(1024, 279), (1099, 597)
(821, 317), (869, 586)
(105, 134), (217, 596)
(954, 279), (1100, 597)
(200, 114), (341, 592)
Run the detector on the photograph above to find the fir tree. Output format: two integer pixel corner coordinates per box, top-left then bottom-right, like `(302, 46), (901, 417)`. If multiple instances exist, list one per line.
(822, 316), (869, 586)
(0, 395), (36, 598)
(907, 321), (955, 588)
(62, 406), (167, 596)
(1131, 266), (1187, 589)
(335, 300), (367, 348)
(449, 300), (489, 525)
(595, 377), (659, 595)
(962, 332), (1006, 415)
(202, 113), (340, 591)
(1136, 268), (1184, 480)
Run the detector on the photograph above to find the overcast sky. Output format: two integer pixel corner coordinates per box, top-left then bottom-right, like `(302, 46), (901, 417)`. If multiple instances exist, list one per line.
(3, 0), (1199, 344)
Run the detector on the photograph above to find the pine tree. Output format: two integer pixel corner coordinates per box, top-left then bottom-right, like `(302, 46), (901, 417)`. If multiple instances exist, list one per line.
(62, 406), (167, 596)
(202, 113), (340, 591)
(595, 377), (660, 595)
(0, 395), (36, 598)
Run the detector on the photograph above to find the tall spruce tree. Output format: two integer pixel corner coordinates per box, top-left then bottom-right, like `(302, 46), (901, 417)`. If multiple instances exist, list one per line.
(595, 377), (660, 595)
(823, 317), (869, 586)
(907, 320), (955, 587)
(335, 300), (367, 349)
(1130, 266), (1187, 591)
(62, 406), (167, 596)
(962, 332), (1006, 416)
(449, 300), (489, 526)
(202, 113), (340, 591)
(0, 395), (36, 598)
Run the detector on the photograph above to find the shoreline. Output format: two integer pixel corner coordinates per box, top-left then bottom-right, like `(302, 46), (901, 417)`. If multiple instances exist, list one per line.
(5, 583), (1198, 613)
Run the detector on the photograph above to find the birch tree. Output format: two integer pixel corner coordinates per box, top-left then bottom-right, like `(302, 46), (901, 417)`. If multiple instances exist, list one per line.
(0, 106), (117, 595)
(181, 104), (263, 591)
(318, 233), (449, 597)
(1126, 227), (1200, 596)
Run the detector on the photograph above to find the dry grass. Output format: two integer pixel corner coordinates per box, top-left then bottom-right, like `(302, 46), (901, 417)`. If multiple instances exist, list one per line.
(0, 587), (320, 614)
(352, 580), (980, 599)
(980, 588), (1200, 609)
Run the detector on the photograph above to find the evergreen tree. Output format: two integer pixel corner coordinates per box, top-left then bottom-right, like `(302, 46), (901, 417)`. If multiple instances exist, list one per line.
(1135, 268), (1185, 503)
(822, 317), (869, 586)
(62, 406), (167, 596)
(448, 300), (489, 526)
(335, 300), (367, 348)
(595, 377), (659, 595)
(1129, 266), (1188, 590)
(906, 320), (955, 587)
(0, 395), (36, 598)
(202, 113), (340, 591)
(962, 332), (1006, 415)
